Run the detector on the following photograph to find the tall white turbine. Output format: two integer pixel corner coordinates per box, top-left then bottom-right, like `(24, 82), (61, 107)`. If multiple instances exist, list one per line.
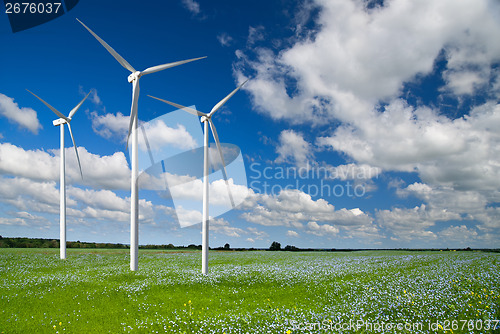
(26, 90), (89, 260)
(77, 19), (206, 271)
(149, 80), (247, 274)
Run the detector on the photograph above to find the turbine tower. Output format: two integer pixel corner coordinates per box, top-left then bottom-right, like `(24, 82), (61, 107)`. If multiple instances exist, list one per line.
(149, 80), (247, 274)
(27, 90), (89, 260)
(77, 18), (206, 271)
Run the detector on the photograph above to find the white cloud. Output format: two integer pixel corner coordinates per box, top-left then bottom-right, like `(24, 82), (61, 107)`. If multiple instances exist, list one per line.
(210, 218), (269, 239)
(438, 225), (478, 242)
(0, 93), (42, 134)
(247, 26), (265, 46)
(323, 163), (381, 181)
(0, 217), (28, 226)
(376, 204), (460, 241)
(217, 33), (233, 47)
(68, 148), (130, 189)
(318, 100), (500, 194)
(140, 120), (198, 151)
(399, 182), (488, 214)
(237, 0), (500, 121)
(69, 187), (128, 212)
(210, 218), (243, 238)
(90, 111), (129, 140)
(0, 143), (59, 181)
(286, 230), (300, 238)
(275, 129), (314, 168)
(79, 86), (102, 106)
(0, 142), (131, 190)
(0, 177), (62, 210)
(306, 221), (339, 237)
(90, 111), (198, 151)
(442, 70), (486, 96)
(240, 188), (379, 240)
(182, 0), (200, 15)
(0, 174), (163, 226)
(235, 0), (500, 199)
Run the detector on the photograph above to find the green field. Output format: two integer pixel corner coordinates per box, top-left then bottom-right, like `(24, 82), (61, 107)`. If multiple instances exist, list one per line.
(1, 249), (499, 333)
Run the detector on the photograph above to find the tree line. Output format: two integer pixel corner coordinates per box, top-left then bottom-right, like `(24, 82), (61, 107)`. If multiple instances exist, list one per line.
(0, 236), (493, 252)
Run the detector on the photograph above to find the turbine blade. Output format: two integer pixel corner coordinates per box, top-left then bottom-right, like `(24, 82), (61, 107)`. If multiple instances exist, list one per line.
(26, 89), (69, 122)
(208, 79), (248, 117)
(140, 124), (155, 166)
(208, 119), (235, 208)
(148, 95), (206, 117)
(141, 56), (207, 76)
(68, 91), (91, 119)
(126, 79), (140, 149)
(66, 122), (83, 180)
(76, 18), (136, 73)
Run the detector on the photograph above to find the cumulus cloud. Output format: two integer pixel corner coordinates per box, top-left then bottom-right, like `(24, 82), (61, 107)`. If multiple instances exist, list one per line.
(140, 120), (198, 151)
(236, 0), (500, 121)
(322, 163), (382, 181)
(275, 129), (314, 168)
(240, 188), (379, 240)
(306, 221), (339, 237)
(318, 100), (500, 192)
(376, 204), (460, 241)
(90, 111), (129, 140)
(0, 173), (162, 227)
(209, 218), (267, 239)
(0, 142), (130, 190)
(234, 0), (500, 201)
(438, 225), (478, 242)
(90, 111), (199, 151)
(0, 93), (42, 134)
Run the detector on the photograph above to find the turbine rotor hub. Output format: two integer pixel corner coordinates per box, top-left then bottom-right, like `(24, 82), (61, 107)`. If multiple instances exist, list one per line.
(127, 71), (141, 83)
(200, 115), (209, 123)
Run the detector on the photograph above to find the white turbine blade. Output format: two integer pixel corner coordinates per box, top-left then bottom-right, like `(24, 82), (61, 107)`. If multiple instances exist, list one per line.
(76, 18), (136, 73)
(208, 119), (235, 208)
(141, 56), (207, 76)
(126, 79), (140, 149)
(68, 91), (91, 119)
(66, 122), (83, 180)
(208, 79), (248, 117)
(147, 95), (206, 117)
(26, 89), (69, 122)
(140, 125), (155, 166)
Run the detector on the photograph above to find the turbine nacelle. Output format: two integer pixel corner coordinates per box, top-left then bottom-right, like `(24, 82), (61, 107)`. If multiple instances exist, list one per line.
(200, 115), (210, 123)
(27, 89), (90, 181)
(128, 71), (142, 83)
(52, 118), (68, 126)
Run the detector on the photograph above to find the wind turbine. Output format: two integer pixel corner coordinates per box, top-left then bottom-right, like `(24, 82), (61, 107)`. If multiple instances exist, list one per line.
(26, 89), (90, 260)
(77, 19), (206, 271)
(149, 80), (247, 274)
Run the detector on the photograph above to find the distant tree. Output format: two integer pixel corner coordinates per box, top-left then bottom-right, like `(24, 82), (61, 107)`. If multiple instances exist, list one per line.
(269, 241), (281, 251)
(224, 243), (230, 250)
(284, 245), (299, 251)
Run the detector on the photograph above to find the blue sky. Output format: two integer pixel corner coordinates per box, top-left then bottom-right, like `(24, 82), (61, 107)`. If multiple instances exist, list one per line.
(1, 0), (500, 249)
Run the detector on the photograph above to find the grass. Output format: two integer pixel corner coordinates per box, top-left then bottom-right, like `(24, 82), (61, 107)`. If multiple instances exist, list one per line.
(0, 249), (499, 333)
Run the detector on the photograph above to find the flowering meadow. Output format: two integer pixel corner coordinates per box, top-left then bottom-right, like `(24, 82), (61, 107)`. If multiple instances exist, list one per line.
(0, 249), (499, 333)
